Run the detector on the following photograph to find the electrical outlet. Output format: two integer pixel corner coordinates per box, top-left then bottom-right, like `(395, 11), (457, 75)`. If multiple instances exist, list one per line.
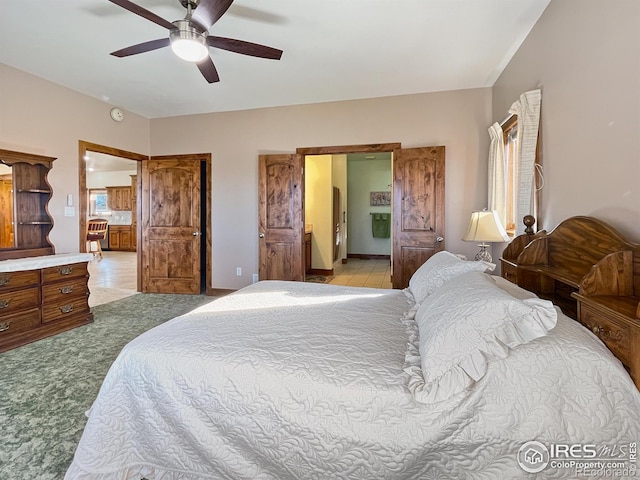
(236, 267), (242, 276)
(252, 274), (259, 283)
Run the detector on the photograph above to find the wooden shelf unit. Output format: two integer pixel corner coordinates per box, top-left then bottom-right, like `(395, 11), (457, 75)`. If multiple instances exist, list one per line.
(0, 148), (55, 260)
(501, 216), (640, 388)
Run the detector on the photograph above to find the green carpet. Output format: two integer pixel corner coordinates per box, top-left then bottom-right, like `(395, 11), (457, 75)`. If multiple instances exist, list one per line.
(0, 292), (215, 480)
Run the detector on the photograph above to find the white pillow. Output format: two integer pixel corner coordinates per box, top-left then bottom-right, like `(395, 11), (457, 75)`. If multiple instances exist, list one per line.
(406, 271), (557, 404)
(407, 251), (495, 304)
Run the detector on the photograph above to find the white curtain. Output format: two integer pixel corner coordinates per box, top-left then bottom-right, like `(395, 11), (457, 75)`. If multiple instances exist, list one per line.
(487, 122), (506, 228)
(509, 89), (541, 235)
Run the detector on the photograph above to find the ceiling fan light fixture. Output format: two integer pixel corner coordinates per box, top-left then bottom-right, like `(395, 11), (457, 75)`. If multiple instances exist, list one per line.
(170, 21), (208, 62)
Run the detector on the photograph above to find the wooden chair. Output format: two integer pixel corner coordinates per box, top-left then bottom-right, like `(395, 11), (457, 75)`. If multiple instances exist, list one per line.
(86, 218), (109, 259)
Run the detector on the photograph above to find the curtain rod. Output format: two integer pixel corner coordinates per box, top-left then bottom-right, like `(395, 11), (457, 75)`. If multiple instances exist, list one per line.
(499, 113), (515, 127)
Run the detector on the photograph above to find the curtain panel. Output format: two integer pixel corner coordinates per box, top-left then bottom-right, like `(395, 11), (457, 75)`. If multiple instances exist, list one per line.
(509, 89), (541, 235)
(487, 122), (506, 229)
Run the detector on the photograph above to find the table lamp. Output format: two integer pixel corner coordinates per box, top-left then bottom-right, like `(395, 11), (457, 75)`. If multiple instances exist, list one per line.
(462, 210), (510, 262)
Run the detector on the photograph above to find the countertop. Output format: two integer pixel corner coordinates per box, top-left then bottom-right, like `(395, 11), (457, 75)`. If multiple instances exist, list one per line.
(0, 253), (94, 273)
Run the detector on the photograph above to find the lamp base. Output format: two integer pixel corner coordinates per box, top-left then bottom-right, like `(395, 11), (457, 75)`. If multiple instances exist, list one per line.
(474, 243), (492, 263)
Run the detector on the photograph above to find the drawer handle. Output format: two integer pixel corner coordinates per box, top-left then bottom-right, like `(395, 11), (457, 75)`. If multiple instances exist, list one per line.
(0, 299), (9, 309)
(58, 266), (73, 276)
(0, 321), (9, 332)
(60, 304), (74, 314)
(0, 276), (9, 287)
(60, 286), (74, 294)
(588, 324), (623, 341)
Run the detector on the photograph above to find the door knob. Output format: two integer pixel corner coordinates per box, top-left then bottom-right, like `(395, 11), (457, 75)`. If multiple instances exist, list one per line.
(192, 231), (202, 236)
(259, 233), (265, 238)
(436, 236), (444, 242)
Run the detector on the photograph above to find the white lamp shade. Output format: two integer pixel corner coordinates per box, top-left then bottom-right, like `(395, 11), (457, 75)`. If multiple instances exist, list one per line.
(171, 38), (208, 62)
(462, 210), (510, 243)
(170, 22), (209, 62)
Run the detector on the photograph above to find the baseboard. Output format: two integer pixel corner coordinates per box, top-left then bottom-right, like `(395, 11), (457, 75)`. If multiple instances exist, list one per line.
(207, 288), (235, 296)
(307, 268), (334, 276)
(347, 253), (391, 261)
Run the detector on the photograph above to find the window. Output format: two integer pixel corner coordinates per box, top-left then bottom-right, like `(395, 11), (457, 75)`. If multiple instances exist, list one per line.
(488, 89), (542, 236)
(89, 189), (111, 217)
(502, 116), (519, 236)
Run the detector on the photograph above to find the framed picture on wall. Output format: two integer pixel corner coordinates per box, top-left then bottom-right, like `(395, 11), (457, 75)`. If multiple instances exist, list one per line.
(370, 191), (391, 206)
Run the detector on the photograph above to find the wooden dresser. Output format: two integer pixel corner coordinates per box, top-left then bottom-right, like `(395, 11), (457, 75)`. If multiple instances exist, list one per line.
(500, 216), (640, 388)
(0, 253), (94, 352)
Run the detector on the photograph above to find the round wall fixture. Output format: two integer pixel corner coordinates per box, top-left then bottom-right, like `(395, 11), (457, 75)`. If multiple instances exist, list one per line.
(110, 107), (125, 122)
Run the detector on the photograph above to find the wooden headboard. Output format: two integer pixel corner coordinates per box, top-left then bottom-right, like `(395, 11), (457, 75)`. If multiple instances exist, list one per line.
(500, 216), (640, 389)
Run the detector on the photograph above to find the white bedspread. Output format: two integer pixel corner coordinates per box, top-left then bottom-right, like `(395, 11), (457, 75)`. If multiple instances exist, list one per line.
(66, 280), (640, 480)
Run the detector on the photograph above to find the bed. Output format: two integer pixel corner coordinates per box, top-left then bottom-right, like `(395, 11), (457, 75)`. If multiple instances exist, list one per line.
(66, 253), (640, 480)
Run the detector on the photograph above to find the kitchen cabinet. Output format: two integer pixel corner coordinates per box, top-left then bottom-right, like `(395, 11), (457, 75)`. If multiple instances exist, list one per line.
(106, 186), (132, 211)
(108, 225), (133, 251)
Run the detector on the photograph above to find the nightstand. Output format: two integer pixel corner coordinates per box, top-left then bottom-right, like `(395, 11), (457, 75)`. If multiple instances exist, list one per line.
(573, 294), (640, 389)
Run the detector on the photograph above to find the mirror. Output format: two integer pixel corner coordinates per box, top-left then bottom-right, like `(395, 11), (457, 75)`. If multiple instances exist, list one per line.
(0, 162), (14, 248)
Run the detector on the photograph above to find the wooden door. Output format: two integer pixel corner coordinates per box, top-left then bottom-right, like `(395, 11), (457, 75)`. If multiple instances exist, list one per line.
(258, 154), (305, 281)
(333, 186), (341, 262)
(392, 146), (445, 288)
(141, 157), (201, 293)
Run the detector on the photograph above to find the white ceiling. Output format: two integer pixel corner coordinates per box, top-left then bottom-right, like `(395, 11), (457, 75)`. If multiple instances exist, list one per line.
(0, 0), (550, 119)
(84, 151), (138, 172)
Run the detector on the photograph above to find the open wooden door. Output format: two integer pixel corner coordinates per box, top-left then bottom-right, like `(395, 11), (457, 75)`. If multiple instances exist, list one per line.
(392, 146), (445, 288)
(258, 154), (305, 281)
(141, 156), (201, 293)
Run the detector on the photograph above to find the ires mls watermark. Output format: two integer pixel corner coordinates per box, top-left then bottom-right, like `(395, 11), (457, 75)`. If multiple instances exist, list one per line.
(517, 441), (637, 477)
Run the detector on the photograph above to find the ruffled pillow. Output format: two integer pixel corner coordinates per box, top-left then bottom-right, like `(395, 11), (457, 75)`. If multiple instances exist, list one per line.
(407, 251), (495, 304)
(406, 271), (557, 404)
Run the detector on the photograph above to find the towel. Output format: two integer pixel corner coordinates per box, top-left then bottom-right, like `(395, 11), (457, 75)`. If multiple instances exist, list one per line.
(372, 213), (391, 238)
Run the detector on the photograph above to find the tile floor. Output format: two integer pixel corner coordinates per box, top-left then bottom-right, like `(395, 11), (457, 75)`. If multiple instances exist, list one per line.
(87, 251), (138, 307)
(329, 257), (393, 289)
(86, 252), (393, 307)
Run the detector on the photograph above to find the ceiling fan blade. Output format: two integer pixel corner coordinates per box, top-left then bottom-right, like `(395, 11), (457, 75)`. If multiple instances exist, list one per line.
(227, 5), (287, 25)
(108, 0), (175, 30)
(190, 0), (234, 31)
(197, 57), (220, 83)
(206, 36), (282, 60)
(110, 38), (170, 57)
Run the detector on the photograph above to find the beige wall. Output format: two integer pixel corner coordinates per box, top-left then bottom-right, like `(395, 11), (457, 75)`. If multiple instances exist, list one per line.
(347, 156), (392, 256)
(492, 0), (640, 240)
(151, 88), (492, 288)
(305, 155), (333, 271)
(0, 64), (150, 253)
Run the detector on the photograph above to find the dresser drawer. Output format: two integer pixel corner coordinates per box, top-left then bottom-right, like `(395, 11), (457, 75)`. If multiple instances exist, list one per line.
(579, 303), (630, 365)
(0, 308), (41, 338)
(0, 270), (40, 291)
(501, 262), (518, 284)
(41, 263), (88, 283)
(0, 286), (40, 315)
(42, 278), (89, 304)
(42, 296), (90, 324)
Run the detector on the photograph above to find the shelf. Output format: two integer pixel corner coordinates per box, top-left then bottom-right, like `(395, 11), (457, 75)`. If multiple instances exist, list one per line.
(16, 189), (51, 194)
(0, 149), (55, 260)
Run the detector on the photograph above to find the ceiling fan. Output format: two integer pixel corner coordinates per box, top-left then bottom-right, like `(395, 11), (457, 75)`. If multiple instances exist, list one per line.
(108, 0), (283, 83)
